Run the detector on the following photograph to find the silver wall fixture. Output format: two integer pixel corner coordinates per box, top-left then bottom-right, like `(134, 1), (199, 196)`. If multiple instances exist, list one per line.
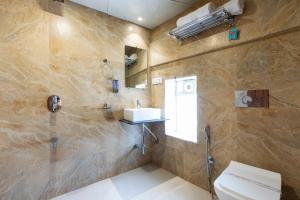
(101, 58), (113, 80)
(235, 90), (269, 108)
(169, 8), (233, 40)
(102, 103), (111, 110)
(205, 125), (214, 194)
(47, 95), (62, 113)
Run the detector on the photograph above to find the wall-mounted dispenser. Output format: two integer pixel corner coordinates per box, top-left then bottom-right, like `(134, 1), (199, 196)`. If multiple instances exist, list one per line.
(112, 80), (119, 93)
(47, 95), (62, 112)
(100, 58), (120, 93)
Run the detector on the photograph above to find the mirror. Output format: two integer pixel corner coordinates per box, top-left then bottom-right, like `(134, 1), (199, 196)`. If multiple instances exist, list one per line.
(125, 45), (147, 89)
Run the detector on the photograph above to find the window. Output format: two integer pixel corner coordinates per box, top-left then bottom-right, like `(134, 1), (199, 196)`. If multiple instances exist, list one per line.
(165, 76), (197, 143)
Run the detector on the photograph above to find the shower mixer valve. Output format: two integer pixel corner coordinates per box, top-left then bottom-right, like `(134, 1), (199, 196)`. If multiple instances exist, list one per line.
(47, 95), (62, 113)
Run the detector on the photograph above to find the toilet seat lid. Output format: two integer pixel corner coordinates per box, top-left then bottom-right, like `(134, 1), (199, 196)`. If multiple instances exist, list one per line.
(215, 161), (281, 200)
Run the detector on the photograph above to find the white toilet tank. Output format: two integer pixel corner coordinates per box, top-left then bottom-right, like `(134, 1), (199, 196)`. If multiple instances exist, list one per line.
(214, 161), (281, 200)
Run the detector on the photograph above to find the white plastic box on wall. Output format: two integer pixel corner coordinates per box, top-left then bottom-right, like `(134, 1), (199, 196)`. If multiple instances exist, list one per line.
(152, 77), (163, 85)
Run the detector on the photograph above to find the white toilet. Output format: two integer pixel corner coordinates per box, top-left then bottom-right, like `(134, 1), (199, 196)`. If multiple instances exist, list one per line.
(214, 161), (281, 200)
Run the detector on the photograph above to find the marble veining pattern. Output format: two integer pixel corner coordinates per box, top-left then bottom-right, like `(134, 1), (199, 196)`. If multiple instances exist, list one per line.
(1, 0), (300, 199)
(150, 30), (300, 199)
(149, 0), (300, 67)
(0, 0), (151, 199)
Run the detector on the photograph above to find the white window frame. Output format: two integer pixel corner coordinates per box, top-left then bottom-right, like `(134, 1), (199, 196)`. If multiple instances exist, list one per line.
(164, 76), (198, 143)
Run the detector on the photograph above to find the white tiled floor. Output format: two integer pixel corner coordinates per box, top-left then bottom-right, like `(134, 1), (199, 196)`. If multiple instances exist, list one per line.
(52, 164), (212, 200)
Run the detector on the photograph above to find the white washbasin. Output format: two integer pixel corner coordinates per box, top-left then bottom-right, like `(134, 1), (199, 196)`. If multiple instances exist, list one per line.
(124, 108), (161, 122)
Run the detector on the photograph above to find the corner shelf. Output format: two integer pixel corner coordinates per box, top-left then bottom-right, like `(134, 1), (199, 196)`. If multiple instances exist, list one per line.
(169, 8), (233, 40)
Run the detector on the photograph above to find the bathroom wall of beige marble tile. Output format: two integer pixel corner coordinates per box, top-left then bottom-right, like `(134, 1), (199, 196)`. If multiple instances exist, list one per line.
(0, 0), (300, 199)
(149, 0), (300, 198)
(0, 0), (151, 199)
(149, 0), (300, 67)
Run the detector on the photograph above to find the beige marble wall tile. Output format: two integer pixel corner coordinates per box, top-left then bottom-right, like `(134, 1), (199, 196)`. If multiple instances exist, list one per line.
(149, 0), (300, 66)
(0, 0), (151, 199)
(150, 30), (300, 198)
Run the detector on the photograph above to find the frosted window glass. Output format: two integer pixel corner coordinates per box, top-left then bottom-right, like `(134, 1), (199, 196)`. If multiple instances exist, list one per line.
(165, 76), (197, 143)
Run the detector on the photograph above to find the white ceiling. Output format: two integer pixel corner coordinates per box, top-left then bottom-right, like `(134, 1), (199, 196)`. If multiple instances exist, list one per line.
(70, 0), (198, 29)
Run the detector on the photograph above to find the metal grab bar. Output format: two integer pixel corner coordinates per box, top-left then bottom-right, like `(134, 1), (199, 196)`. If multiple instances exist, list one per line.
(141, 122), (159, 155)
(143, 123), (159, 144)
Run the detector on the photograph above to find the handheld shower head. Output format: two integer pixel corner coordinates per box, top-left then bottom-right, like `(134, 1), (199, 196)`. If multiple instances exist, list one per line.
(204, 125), (214, 194)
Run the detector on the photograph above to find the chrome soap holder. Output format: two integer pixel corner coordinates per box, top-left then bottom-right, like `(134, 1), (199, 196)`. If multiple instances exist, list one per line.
(102, 103), (111, 110)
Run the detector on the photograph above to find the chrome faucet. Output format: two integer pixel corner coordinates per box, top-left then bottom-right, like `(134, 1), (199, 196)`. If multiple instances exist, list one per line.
(137, 100), (141, 109)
